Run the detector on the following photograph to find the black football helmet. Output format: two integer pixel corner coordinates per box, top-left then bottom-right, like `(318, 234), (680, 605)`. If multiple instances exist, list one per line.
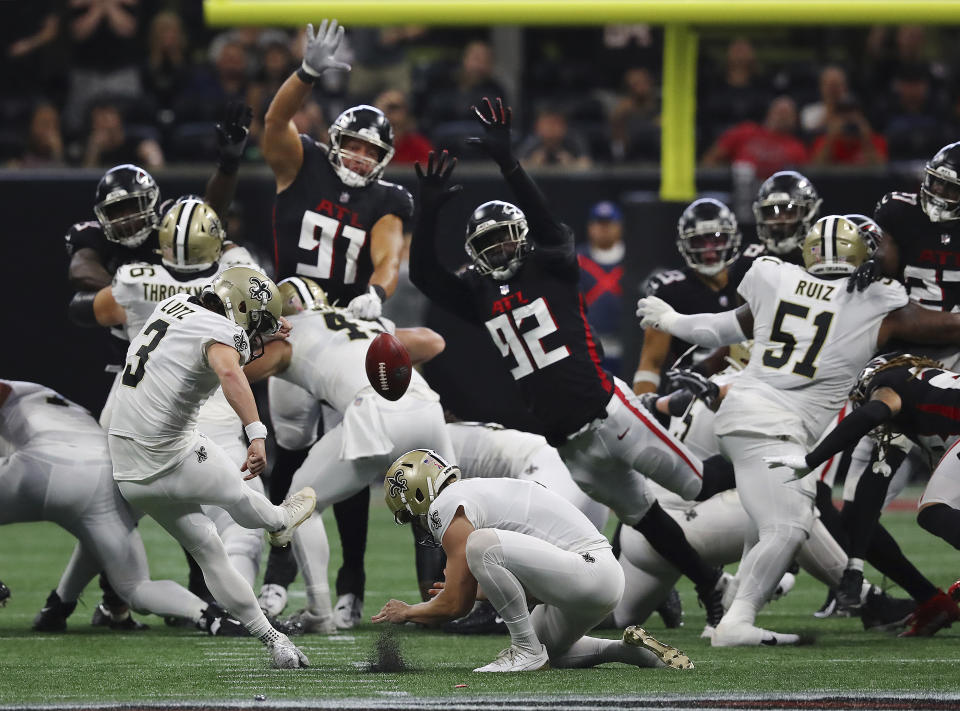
(94, 164), (160, 247)
(328, 105), (395, 188)
(465, 201), (529, 280)
(752, 170), (822, 256)
(921, 141), (960, 223)
(844, 213), (883, 256)
(676, 198), (742, 276)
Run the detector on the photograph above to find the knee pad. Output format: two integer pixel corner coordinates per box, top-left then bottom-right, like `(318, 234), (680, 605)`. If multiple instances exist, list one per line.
(465, 528), (503, 575)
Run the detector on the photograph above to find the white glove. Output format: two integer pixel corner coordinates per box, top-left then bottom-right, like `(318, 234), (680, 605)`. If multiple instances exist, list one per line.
(762, 454), (811, 477)
(636, 295), (678, 331)
(346, 286), (383, 320)
(301, 19), (351, 78)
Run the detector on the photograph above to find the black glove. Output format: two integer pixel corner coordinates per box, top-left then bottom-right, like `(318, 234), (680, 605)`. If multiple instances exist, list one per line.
(414, 150), (463, 211)
(216, 102), (253, 174)
(846, 258), (879, 293)
(465, 97), (516, 170)
(664, 368), (722, 411)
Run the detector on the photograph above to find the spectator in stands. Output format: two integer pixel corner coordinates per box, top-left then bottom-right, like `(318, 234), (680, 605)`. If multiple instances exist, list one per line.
(11, 102), (65, 168)
(425, 40), (508, 127)
(884, 65), (946, 162)
(347, 26), (425, 101)
(863, 25), (947, 100)
(3, 5), (62, 100)
(375, 89), (433, 164)
(810, 96), (887, 166)
(609, 67), (660, 162)
(577, 201), (627, 375)
(82, 101), (163, 169)
(701, 95), (807, 179)
(291, 99), (327, 143)
(142, 11), (190, 115)
(246, 30), (296, 144)
(63, 0), (144, 132)
(800, 66), (850, 137)
(176, 37), (251, 123)
(699, 37), (771, 144)
(516, 106), (592, 169)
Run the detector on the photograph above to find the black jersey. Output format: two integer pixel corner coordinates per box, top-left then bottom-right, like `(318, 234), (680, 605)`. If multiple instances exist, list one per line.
(875, 191), (960, 312)
(872, 365), (960, 441)
(410, 167), (613, 445)
(64, 220), (161, 277)
(272, 136), (414, 305)
(643, 242), (763, 363)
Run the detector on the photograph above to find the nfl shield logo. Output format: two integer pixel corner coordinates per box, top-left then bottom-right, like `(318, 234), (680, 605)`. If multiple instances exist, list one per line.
(942, 234), (952, 245)
(340, 192), (350, 203)
(499, 284), (510, 295)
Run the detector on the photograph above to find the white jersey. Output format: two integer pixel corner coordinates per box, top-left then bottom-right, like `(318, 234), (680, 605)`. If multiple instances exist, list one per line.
(0, 380), (106, 456)
(716, 257), (908, 444)
(429, 478), (610, 553)
(447, 422), (546, 478)
(108, 294), (251, 480)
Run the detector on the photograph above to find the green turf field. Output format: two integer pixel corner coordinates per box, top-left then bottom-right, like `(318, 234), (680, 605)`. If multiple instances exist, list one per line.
(1, 497), (959, 707)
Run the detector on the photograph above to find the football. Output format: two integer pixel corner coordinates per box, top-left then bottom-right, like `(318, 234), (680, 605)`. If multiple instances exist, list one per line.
(365, 332), (412, 401)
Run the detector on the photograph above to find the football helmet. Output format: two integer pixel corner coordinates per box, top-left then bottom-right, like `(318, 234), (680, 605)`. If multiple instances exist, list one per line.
(676, 198), (742, 276)
(158, 198), (224, 273)
(384, 449), (461, 539)
(844, 213), (883, 256)
(328, 105), (395, 188)
(753, 171), (822, 255)
(94, 164), (161, 247)
(202, 266), (282, 339)
(921, 141), (960, 222)
(802, 215), (869, 277)
(277, 276), (328, 315)
(465, 201), (530, 280)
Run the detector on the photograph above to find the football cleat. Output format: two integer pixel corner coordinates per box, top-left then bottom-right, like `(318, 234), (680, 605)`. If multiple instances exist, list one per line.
(655, 587), (684, 629)
(32, 590), (77, 632)
(473, 644), (549, 672)
(624, 626), (694, 669)
(198, 603), (249, 637)
(333, 593), (363, 630)
(268, 487), (317, 547)
(813, 589), (837, 618)
(696, 569), (727, 628)
(284, 608), (337, 634)
(91, 603), (149, 631)
(860, 587), (916, 631)
(0, 580), (9, 607)
(835, 567), (864, 616)
(948, 578), (960, 603)
(268, 633), (310, 669)
(444, 600), (507, 635)
(712, 621), (801, 647)
(898, 590), (960, 637)
(258, 583), (289, 618)
(771, 572), (796, 601)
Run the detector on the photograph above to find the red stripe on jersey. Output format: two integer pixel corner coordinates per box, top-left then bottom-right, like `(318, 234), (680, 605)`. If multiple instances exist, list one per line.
(272, 203), (280, 276)
(578, 293), (612, 393)
(614, 385), (702, 479)
(916, 403), (960, 421)
(820, 403), (848, 482)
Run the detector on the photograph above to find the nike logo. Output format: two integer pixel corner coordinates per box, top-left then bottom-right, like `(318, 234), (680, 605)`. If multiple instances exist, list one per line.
(617, 429), (630, 440)
(760, 635), (778, 646)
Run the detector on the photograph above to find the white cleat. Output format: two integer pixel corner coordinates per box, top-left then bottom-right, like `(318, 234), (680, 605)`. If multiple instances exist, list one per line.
(268, 487), (317, 547)
(258, 584), (288, 618)
(771, 572), (796, 601)
(333, 593), (363, 630)
(712, 621), (801, 647)
(473, 644), (549, 672)
(269, 633), (309, 669)
(700, 624), (715, 641)
(624, 626), (694, 669)
(286, 608), (337, 634)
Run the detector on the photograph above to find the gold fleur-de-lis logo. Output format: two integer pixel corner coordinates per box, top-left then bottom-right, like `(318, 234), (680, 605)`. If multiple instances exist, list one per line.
(248, 277), (271, 303)
(387, 471), (408, 498)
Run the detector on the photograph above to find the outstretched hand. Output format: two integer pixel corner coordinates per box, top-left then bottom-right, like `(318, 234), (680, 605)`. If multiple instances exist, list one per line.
(846, 258), (879, 293)
(215, 102), (253, 171)
(414, 150), (463, 209)
(465, 97), (516, 169)
(665, 368), (723, 411)
(302, 19), (351, 77)
(762, 454), (811, 477)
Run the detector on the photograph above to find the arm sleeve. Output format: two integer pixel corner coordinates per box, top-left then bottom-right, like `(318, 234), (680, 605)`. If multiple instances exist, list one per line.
(501, 163), (571, 250)
(408, 210), (479, 323)
(664, 309), (746, 348)
(804, 400), (894, 469)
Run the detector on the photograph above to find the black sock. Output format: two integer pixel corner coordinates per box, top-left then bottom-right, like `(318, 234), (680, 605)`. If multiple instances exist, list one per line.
(918, 503), (960, 550)
(866, 522), (938, 602)
(99, 573), (126, 609)
(269, 445), (308, 504)
(334, 486), (370, 599)
(263, 544), (298, 587)
(184, 549), (213, 602)
(695, 456), (736, 502)
(815, 480), (850, 553)
(633, 501), (718, 589)
(840, 464), (895, 560)
(610, 521), (624, 559)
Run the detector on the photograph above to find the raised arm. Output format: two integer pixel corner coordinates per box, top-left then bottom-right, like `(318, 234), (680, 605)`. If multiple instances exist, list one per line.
(880, 301), (960, 347)
(204, 102), (253, 217)
(637, 296), (753, 348)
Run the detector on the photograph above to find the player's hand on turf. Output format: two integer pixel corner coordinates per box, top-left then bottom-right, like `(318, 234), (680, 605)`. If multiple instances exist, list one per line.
(466, 97), (516, 169)
(427, 581), (445, 598)
(636, 295), (678, 331)
(665, 368), (723, 411)
(346, 286), (383, 320)
(302, 19), (351, 78)
(846, 258), (879, 293)
(242, 439), (267, 480)
(414, 150), (462, 209)
(372, 599), (410, 624)
(215, 101), (253, 172)
(762, 454), (811, 477)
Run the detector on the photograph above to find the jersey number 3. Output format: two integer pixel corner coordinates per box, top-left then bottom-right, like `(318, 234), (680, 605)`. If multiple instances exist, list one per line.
(485, 297), (570, 380)
(762, 301), (834, 378)
(297, 211), (366, 283)
(122, 319), (169, 387)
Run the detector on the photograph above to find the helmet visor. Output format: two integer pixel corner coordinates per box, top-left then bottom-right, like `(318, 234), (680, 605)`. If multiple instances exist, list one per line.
(923, 169), (960, 204)
(684, 232), (737, 267)
(94, 192), (158, 245)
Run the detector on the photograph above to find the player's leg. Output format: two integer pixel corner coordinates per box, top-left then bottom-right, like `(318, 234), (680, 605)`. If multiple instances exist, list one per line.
(918, 449), (960, 549)
(613, 529), (682, 627)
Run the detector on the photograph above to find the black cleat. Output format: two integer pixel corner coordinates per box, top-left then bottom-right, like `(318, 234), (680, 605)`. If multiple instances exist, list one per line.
(0, 580), (9, 607)
(197, 603), (249, 637)
(835, 568), (864, 617)
(861, 587), (917, 631)
(443, 600), (507, 635)
(91, 602), (149, 631)
(656, 587), (684, 628)
(271, 616), (305, 637)
(32, 590), (77, 632)
(695, 570), (725, 629)
(814, 588), (838, 618)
